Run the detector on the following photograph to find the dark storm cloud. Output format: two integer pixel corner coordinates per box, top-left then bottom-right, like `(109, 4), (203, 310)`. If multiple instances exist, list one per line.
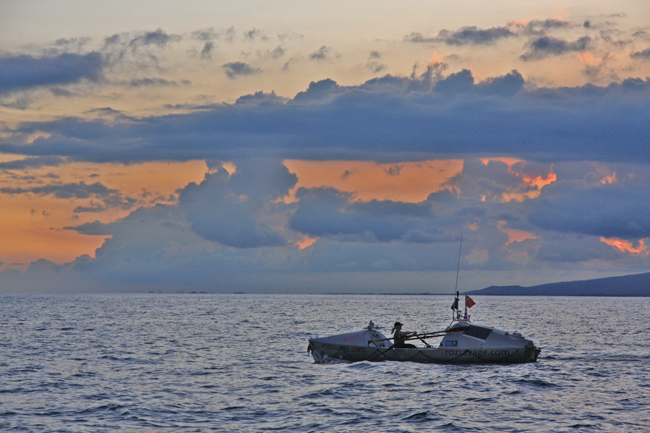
(288, 187), (439, 242)
(222, 62), (261, 79)
(405, 26), (515, 46)
(528, 182), (650, 240)
(1, 71), (650, 164)
(0, 181), (117, 199)
(177, 160), (296, 248)
(535, 235), (619, 263)
(520, 36), (591, 61)
(0, 52), (103, 94)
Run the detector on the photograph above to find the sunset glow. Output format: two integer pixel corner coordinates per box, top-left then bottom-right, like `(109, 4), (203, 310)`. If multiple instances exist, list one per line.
(0, 0), (649, 292)
(600, 237), (649, 255)
(498, 222), (539, 245)
(0, 160), (207, 270)
(284, 160), (463, 203)
(296, 235), (318, 250)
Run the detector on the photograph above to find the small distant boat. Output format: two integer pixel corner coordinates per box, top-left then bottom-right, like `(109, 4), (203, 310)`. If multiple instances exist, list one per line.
(307, 292), (541, 364)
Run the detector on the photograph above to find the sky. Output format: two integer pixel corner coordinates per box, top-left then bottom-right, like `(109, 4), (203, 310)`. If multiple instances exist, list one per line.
(1, 0), (650, 293)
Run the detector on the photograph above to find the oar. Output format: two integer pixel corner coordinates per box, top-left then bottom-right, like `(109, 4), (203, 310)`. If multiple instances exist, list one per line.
(369, 330), (447, 344)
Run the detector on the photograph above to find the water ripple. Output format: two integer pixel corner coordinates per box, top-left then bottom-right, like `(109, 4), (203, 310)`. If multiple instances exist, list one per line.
(0, 294), (648, 432)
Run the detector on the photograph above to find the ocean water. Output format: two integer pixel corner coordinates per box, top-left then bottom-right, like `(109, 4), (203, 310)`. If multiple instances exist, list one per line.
(0, 294), (648, 432)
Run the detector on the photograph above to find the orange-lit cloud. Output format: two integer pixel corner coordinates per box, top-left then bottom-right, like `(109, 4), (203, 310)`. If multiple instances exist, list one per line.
(577, 52), (600, 67)
(0, 160), (208, 270)
(507, 20), (528, 28)
(296, 234), (318, 249)
(480, 157), (522, 168)
(284, 159), (463, 203)
(498, 221), (539, 244)
(600, 237), (649, 255)
(521, 172), (557, 190)
(600, 172), (617, 184)
(0, 212), (109, 271)
(429, 50), (444, 65)
(482, 158), (557, 202)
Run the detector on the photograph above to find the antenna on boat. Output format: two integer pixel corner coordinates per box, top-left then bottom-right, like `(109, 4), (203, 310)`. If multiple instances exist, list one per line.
(452, 231), (463, 322)
(454, 231), (462, 293)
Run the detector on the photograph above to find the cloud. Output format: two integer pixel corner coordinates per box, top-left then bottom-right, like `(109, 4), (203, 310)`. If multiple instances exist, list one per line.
(1, 72), (650, 165)
(0, 52), (103, 94)
(244, 28), (268, 41)
(7, 158), (650, 292)
(292, 78), (341, 102)
(476, 70), (525, 96)
(222, 61), (261, 79)
(127, 78), (183, 87)
(433, 69), (475, 96)
(257, 45), (285, 60)
(288, 187), (438, 242)
(235, 90), (286, 105)
(127, 28), (182, 50)
(191, 28), (220, 41)
(406, 26), (516, 46)
(521, 19), (573, 35)
(520, 36), (591, 61)
(49, 37), (93, 54)
(65, 220), (112, 234)
(366, 51), (386, 73)
(432, 68), (524, 98)
(200, 41), (215, 60)
(0, 181), (117, 199)
(631, 48), (650, 60)
(309, 46), (333, 61)
(177, 160), (296, 248)
(528, 181), (650, 240)
(0, 156), (66, 170)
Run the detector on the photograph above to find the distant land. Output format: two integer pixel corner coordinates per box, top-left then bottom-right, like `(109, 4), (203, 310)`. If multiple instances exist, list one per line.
(466, 272), (650, 297)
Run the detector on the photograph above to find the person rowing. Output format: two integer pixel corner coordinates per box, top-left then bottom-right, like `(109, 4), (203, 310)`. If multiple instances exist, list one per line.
(391, 322), (417, 349)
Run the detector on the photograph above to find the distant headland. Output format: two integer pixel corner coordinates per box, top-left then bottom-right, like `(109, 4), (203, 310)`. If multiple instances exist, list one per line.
(465, 272), (650, 297)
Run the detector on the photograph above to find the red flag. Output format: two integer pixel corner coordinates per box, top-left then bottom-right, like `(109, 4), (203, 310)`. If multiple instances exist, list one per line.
(465, 295), (476, 308)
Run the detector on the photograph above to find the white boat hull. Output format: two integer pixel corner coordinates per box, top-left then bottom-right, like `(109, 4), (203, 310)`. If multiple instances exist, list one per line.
(308, 340), (538, 364)
(308, 323), (541, 364)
